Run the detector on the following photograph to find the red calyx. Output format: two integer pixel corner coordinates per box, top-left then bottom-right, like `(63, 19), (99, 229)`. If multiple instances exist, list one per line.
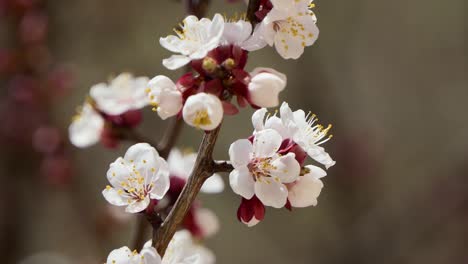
(237, 195), (265, 224)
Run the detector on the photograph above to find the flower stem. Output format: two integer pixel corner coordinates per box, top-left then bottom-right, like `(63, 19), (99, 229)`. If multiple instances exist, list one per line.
(153, 125), (222, 255)
(130, 118), (183, 250)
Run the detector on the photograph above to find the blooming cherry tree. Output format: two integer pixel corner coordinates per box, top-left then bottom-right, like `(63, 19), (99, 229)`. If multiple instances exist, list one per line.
(70, 0), (334, 261)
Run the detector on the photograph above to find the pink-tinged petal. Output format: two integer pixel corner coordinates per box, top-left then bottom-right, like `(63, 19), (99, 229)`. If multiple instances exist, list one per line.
(163, 55), (191, 70)
(251, 108), (267, 132)
(254, 180), (288, 208)
(252, 129), (282, 158)
(229, 139), (253, 169)
(237, 196), (265, 227)
(271, 153), (301, 183)
(102, 187), (127, 206)
(229, 168), (255, 199)
(287, 165), (326, 207)
(255, 22), (275, 46)
(106, 246), (132, 264)
(125, 196), (150, 213)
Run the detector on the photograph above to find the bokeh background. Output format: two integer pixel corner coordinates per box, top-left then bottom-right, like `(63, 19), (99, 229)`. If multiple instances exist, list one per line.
(1, 0), (468, 263)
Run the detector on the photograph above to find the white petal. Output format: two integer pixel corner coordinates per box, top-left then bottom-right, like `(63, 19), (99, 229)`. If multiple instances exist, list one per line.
(106, 246), (132, 264)
(125, 196), (150, 213)
(159, 35), (183, 53)
(68, 103), (104, 148)
(254, 180), (288, 208)
(242, 24), (268, 51)
(182, 93), (223, 131)
(274, 29), (305, 59)
(241, 216), (261, 227)
(229, 168), (255, 199)
(140, 246), (162, 264)
(264, 116), (290, 138)
(288, 165), (325, 207)
(106, 157), (132, 187)
(271, 153), (300, 183)
(222, 20), (252, 45)
(201, 173), (224, 193)
(163, 55), (191, 70)
(306, 145), (336, 169)
(228, 139), (253, 169)
(252, 129), (282, 158)
(124, 143), (160, 173)
(248, 70), (286, 108)
(149, 157), (170, 199)
(102, 187), (127, 206)
(194, 208), (219, 238)
(251, 108), (267, 132)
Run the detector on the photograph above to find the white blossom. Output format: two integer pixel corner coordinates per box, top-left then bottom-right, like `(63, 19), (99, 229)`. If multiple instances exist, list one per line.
(254, 0), (319, 59)
(163, 230), (215, 264)
(252, 102), (335, 169)
(102, 143), (170, 213)
(106, 245), (160, 264)
(229, 129), (301, 208)
(182, 93), (223, 131)
(68, 101), (104, 148)
(147, 75), (183, 120)
(221, 19), (253, 49)
(105, 230), (214, 264)
(287, 165), (326, 207)
(248, 67), (286, 108)
(160, 14), (225, 70)
(168, 148), (224, 193)
(90, 73), (150, 115)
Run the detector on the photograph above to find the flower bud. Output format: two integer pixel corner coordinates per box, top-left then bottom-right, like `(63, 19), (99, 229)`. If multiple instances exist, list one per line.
(202, 57), (218, 73)
(237, 196), (265, 227)
(248, 67), (286, 108)
(182, 93), (223, 131)
(147, 75), (183, 120)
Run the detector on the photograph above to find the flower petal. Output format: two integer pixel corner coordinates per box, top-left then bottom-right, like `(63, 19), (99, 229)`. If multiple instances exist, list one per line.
(163, 55), (191, 70)
(149, 157), (170, 199)
(254, 180), (288, 208)
(106, 246), (132, 264)
(229, 139), (253, 169)
(140, 246), (162, 264)
(287, 165), (326, 207)
(252, 129), (282, 158)
(102, 187), (127, 206)
(201, 173), (224, 193)
(229, 168), (255, 199)
(125, 196), (150, 213)
(124, 143), (160, 174)
(271, 153), (300, 183)
(251, 108), (267, 132)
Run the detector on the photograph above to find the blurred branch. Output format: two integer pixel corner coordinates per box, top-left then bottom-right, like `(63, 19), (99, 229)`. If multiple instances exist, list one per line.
(153, 125), (222, 254)
(246, 0), (261, 25)
(213, 160), (234, 173)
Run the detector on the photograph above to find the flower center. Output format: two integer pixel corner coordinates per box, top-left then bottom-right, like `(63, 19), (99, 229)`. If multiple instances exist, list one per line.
(247, 157), (277, 182)
(193, 110), (212, 127)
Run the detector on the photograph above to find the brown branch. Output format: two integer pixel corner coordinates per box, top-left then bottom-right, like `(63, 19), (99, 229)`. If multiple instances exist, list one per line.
(213, 160), (234, 173)
(130, 118), (184, 250)
(153, 125), (222, 254)
(246, 0), (261, 25)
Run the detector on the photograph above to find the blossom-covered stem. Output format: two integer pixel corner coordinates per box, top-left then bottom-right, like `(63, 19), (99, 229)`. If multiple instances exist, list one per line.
(153, 125), (222, 255)
(213, 160), (234, 173)
(130, 119), (183, 250)
(246, 0), (261, 25)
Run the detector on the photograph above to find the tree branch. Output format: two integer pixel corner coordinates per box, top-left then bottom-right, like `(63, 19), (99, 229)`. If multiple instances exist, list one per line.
(246, 0), (261, 25)
(130, 118), (183, 250)
(212, 160), (234, 173)
(153, 125), (222, 254)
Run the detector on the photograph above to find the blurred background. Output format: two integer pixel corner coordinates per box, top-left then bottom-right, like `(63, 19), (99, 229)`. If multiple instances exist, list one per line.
(1, 0), (467, 263)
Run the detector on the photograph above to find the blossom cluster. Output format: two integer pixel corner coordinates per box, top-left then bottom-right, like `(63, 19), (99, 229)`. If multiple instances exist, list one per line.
(69, 0), (331, 263)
